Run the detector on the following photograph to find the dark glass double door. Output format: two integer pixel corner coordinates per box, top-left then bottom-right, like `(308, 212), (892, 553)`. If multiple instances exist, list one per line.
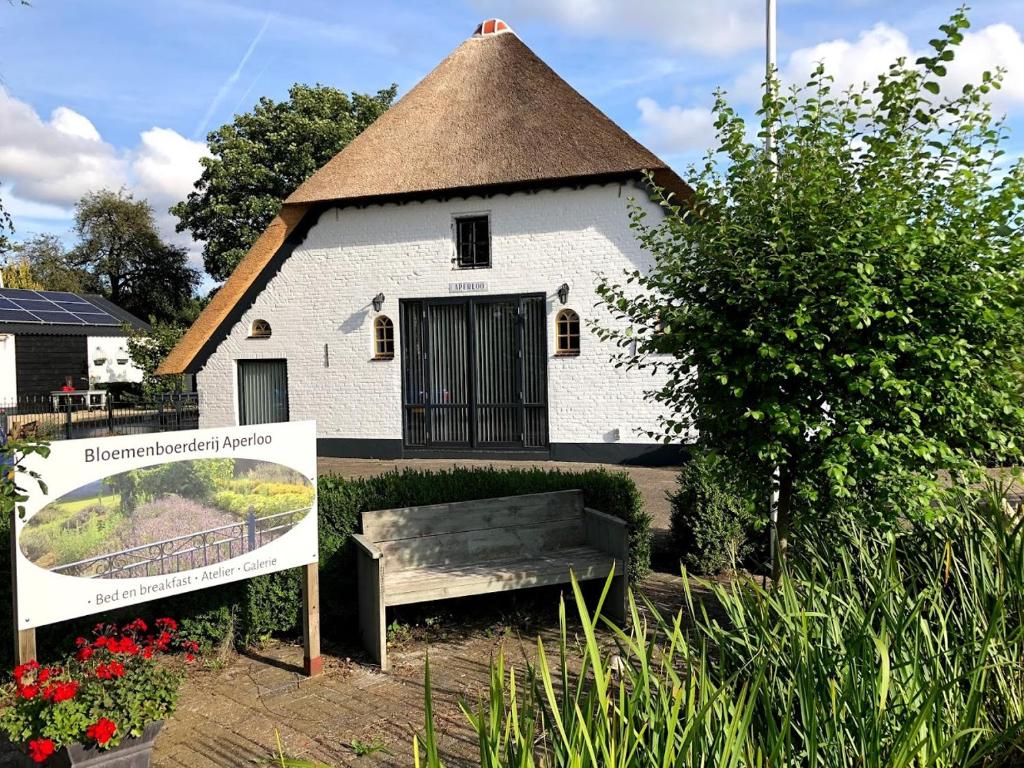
(401, 295), (547, 450)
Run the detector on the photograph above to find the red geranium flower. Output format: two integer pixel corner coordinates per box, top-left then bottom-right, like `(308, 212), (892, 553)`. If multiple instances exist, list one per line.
(86, 718), (117, 745)
(93, 636), (109, 648)
(75, 647), (94, 662)
(27, 737), (55, 763)
(42, 681), (78, 703)
(75, 637), (88, 648)
(155, 617), (177, 632)
(123, 619), (147, 634)
(17, 683), (39, 699)
(36, 668), (51, 684)
(13, 660), (39, 683)
(95, 661), (124, 680)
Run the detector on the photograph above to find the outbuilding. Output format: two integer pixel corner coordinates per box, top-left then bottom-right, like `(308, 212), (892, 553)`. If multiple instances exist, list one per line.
(159, 19), (691, 465)
(0, 288), (149, 403)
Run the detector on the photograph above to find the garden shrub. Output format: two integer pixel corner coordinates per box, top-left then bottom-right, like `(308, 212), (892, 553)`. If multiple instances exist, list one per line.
(668, 451), (764, 575)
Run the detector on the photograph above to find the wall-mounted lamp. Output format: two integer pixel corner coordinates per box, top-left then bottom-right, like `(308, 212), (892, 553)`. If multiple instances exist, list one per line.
(557, 283), (570, 305)
(372, 292), (385, 312)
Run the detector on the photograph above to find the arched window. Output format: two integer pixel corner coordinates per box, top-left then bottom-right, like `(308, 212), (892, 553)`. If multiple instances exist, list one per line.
(374, 316), (395, 359)
(555, 309), (580, 355)
(250, 319), (272, 339)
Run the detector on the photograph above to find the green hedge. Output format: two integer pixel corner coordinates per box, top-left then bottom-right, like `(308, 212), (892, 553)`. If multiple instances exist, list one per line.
(3, 466), (650, 659)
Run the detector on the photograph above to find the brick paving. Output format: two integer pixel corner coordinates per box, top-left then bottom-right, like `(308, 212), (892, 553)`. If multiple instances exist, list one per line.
(156, 571), (691, 768)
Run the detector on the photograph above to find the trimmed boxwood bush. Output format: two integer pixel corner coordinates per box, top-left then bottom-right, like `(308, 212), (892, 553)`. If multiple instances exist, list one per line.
(669, 452), (765, 575)
(1, 466), (650, 658)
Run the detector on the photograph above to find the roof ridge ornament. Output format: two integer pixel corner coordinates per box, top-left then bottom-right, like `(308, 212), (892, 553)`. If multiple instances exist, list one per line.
(473, 19), (512, 37)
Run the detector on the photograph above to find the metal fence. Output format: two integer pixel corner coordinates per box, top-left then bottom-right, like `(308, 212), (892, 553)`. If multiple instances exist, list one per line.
(0, 393), (199, 442)
(50, 507), (304, 579)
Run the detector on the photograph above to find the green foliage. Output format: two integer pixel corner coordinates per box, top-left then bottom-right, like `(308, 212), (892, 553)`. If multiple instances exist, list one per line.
(172, 82), (397, 281)
(4, 234), (94, 293)
(70, 189), (200, 323)
(0, 437), (50, 521)
(125, 321), (189, 398)
(417, 485), (1024, 767)
(132, 459), (235, 504)
(0, 258), (42, 289)
(668, 451), (764, 574)
(596, 10), (1024, 538)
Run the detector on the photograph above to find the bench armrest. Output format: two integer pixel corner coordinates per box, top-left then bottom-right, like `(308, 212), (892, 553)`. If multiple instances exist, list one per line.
(352, 533), (383, 560)
(583, 508), (629, 567)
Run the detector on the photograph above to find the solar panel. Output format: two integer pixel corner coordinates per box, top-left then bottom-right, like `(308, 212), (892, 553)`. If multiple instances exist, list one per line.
(0, 309), (39, 323)
(0, 289), (123, 327)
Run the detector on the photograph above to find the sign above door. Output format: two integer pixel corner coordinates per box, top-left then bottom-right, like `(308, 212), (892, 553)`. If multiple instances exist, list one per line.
(448, 281), (488, 294)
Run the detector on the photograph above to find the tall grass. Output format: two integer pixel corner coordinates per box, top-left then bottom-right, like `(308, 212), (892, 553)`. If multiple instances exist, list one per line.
(417, 487), (1024, 767)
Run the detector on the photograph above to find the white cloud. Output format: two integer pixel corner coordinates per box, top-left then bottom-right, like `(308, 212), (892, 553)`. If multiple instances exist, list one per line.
(468, 0), (762, 54)
(50, 107), (103, 142)
(0, 87), (126, 208)
(945, 23), (1024, 107)
(0, 87), (207, 269)
(636, 97), (716, 156)
(733, 22), (1024, 110)
(132, 128), (208, 203)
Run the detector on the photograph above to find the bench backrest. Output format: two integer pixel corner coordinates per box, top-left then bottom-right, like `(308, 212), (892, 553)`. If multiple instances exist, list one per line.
(362, 489), (586, 569)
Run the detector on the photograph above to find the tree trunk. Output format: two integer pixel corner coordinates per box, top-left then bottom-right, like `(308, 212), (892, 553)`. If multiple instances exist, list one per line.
(771, 466), (793, 583)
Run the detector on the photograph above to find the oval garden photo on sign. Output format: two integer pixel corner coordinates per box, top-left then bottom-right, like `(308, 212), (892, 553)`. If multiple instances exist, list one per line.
(19, 457), (315, 579)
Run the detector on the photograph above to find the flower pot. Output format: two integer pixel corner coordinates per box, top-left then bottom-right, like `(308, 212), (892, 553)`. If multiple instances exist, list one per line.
(16, 722), (163, 768)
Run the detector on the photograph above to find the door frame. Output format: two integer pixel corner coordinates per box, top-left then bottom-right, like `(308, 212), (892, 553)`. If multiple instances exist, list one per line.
(399, 292), (548, 451)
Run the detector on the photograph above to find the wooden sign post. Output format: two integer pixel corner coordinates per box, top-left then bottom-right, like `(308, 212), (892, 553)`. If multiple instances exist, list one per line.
(301, 562), (322, 676)
(10, 522), (36, 665)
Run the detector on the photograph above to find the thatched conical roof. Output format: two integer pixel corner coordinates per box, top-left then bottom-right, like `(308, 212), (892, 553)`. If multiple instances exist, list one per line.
(286, 22), (688, 204)
(158, 21), (688, 375)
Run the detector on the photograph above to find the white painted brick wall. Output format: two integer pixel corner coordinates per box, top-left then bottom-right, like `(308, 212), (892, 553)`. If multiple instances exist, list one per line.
(196, 182), (671, 447)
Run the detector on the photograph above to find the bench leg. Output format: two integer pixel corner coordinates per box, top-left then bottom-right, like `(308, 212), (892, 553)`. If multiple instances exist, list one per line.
(606, 567), (628, 626)
(357, 552), (388, 671)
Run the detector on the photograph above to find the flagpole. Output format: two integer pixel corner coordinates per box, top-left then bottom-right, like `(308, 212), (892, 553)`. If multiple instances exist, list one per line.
(766, 0), (781, 581)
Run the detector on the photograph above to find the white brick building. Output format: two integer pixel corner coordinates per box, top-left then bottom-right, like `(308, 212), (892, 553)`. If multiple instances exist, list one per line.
(161, 19), (691, 465)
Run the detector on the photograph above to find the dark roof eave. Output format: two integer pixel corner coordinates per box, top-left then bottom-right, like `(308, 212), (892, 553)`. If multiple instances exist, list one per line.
(298, 170), (690, 212)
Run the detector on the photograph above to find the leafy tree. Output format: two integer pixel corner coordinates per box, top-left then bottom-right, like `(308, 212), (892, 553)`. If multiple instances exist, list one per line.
(69, 189), (200, 322)
(172, 83), (398, 281)
(596, 10), (1024, 573)
(6, 234), (93, 293)
(0, 259), (41, 289)
(125, 321), (188, 398)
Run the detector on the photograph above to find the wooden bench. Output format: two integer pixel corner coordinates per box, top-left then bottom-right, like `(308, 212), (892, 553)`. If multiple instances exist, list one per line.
(352, 489), (628, 670)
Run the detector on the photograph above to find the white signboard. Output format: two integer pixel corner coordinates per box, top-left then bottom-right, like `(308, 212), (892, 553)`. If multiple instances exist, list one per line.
(449, 281), (488, 294)
(14, 421), (318, 629)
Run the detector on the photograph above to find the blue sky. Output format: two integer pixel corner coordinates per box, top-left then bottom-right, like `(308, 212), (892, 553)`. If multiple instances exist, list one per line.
(2, 1), (1023, 283)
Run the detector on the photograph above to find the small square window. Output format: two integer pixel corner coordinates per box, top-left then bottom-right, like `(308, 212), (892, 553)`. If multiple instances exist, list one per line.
(455, 215), (490, 269)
